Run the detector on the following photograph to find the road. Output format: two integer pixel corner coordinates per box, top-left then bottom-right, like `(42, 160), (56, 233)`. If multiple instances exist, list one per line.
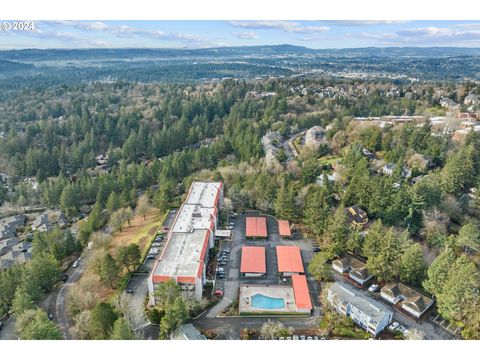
(41, 257), (87, 339)
(0, 256), (86, 340)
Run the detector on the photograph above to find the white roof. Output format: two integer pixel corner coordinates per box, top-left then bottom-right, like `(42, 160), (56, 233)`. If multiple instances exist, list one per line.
(185, 181), (222, 208)
(154, 230), (209, 278)
(152, 181), (222, 280)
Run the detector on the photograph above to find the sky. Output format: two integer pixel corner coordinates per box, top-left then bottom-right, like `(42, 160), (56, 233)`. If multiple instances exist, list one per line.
(1, 20), (480, 49)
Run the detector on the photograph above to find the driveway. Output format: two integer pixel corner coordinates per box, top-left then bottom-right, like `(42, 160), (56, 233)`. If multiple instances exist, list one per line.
(330, 272), (452, 340)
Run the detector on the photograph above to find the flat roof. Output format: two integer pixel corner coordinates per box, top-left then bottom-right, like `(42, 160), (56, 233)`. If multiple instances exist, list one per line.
(240, 246), (266, 274)
(185, 181), (223, 208)
(245, 217), (268, 238)
(292, 275), (312, 310)
(276, 246), (304, 273)
(151, 181), (222, 283)
(153, 230), (210, 283)
(278, 220), (291, 237)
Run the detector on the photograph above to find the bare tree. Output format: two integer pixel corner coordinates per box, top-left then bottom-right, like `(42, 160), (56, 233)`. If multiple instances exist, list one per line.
(136, 194), (150, 220)
(113, 293), (146, 339)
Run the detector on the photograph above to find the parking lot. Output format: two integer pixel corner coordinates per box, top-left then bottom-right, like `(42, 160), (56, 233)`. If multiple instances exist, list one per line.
(211, 211), (319, 311)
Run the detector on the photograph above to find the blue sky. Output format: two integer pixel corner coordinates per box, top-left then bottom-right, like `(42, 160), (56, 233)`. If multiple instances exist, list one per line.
(1, 20), (480, 49)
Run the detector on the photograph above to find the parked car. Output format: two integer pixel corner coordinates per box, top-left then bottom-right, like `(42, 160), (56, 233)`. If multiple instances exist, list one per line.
(217, 274), (225, 279)
(126, 289), (133, 294)
(400, 327), (409, 336)
(60, 274), (68, 282)
(300, 335), (306, 340)
(146, 255), (156, 260)
(222, 249), (230, 253)
(226, 225), (233, 230)
(72, 260), (79, 268)
(219, 261), (227, 266)
(48, 313), (54, 320)
(368, 284), (380, 292)
(312, 247), (321, 253)
(279, 337), (285, 340)
(388, 322), (400, 331)
(228, 222), (235, 227)
(307, 336), (313, 340)
(213, 289), (224, 297)
(0, 321), (3, 330)
(293, 335), (299, 340)
(217, 267), (224, 272)
(396, 326), (407, 334)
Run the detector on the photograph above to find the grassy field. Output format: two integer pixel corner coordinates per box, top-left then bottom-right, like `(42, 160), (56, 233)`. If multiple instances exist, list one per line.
(110, 208), (166, 259)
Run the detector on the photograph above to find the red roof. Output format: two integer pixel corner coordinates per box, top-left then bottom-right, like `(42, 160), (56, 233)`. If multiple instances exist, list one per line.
(245, 217), (268, 238)
(276, 246), (304, 273)
(240, 246), (266, 273)
(292, 275), (312, 310)
(278, 220), (291, 237)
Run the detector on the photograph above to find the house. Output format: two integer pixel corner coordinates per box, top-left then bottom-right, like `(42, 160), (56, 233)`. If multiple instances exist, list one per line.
(304, 126), (327, 149)
(327, 283), (393, 336)
(332, 253), (373, 286)
(31, 213), (50, 231)
(316, 172), (338, 186)
(380, 163), (411, 178)
(170, 324), (206, 340)
(380, 282), (434, 319)
(31, 211), (67, 232)
(464, 94), (480, 107)
(344, 205), (368, 228)
(362, 148), (375, 160)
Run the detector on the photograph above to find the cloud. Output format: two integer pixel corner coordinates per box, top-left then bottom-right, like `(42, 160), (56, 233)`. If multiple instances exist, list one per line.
(323, 20), (411, 26)
(361, 26), (480, 46)
(228, 20), (329, 34)
(233, 31), (258, 39)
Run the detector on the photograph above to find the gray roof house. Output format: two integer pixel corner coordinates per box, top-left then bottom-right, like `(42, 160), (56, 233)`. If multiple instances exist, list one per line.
(332, 253), (373, 286)
(327, 282), (393, 336)
(380, 282), (434, 319)
(170, 324), (207, 340)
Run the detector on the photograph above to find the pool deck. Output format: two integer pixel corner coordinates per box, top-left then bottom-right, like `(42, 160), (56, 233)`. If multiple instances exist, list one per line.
(239, 284), (298, 314)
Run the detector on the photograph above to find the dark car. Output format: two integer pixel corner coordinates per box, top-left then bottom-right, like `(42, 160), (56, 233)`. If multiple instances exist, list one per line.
(126, 289), (134, 294)
(48, 313), (54, 320)
(312, 247), (321, 253)
(61, 274), (69, 282)
(146, 255), (156, 260)
(213, 289), (224, 297)
(0, 321), (3, 330)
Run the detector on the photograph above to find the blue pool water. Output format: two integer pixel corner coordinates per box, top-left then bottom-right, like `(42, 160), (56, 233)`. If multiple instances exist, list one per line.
(251, 294), (285, 309)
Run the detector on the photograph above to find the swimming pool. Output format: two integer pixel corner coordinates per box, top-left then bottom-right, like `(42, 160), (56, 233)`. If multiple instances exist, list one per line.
(251, 293), (285, 309)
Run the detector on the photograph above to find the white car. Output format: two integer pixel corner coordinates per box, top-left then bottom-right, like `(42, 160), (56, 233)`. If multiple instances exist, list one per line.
(72, 260), (79, 268)
(388, 322), (400, 331)
(368, 284), (380, 292)
(396, 325), (406, 334)
(401, 327), (410, 336)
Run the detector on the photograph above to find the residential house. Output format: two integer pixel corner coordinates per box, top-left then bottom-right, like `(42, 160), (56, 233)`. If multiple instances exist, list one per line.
(170, 324), (207, 340)
(344, 205), (368, 228)
(380, 282), (434, 319)
(332, 253), (373, 286)
(327, 283), (393, 336)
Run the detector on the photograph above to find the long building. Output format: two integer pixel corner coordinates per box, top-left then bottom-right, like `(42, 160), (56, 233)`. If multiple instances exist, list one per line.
(148, 181), (223, 303)
(327, 283), (393, 336)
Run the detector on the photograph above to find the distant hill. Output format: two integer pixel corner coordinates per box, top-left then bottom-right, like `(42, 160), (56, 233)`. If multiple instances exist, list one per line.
(0, 59), (34, 73)
(1, 45), (480, 63)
